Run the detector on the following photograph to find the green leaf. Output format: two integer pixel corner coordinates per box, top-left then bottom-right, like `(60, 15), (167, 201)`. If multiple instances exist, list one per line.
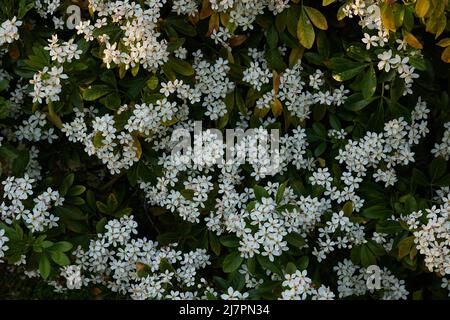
(59, 173), (75, 197)
(100, 70), (117, 88)
(360, 244), (377, 267)
(275, 180), (288, 204)
(253, 185), (270, 202)
(18, 0), (35, 19)
(168, 18), (197, 37)
(50, 241), (73, 252)
(209, 231), (221, 256)
(409, 56), (427, 71)
(350, 245), (361, 265)
(297, 9), (315, 49)
(147, 75), (159, 90)
(333, 65), (367, 82)
(265, 47), (286, 71)
(344, 93), (377, 111)
(50, 251), (70, 266)
(314, 142), (327, 157)
(362, 206), (392, 220)
(222, 251), (244, 273)
(67, 185), (86, 197)
(100, 92), (121, 110)
(220, 235), (240, 247)
(412, 168), (428, 186)
(298, 256), (309, 270)
(366, 240), (385, 257)
(96, 217), (107, 233)
(312, 122), (326, 138)
(167, 57), (195, 76)
(285, 262), (297, 274)
(256, 255), (283, 276)
(266, 24), (279, 49)
(82, 85), (113, 101)
(96, 201), (109, 214)
(11, 150), (29, 177)
(429, 158), (447, 182)
(376, 220), (403, 234)
(39, 255), (51, 279)
(285, 232), (306, 248)
(107, 193), (119, 212)
(361, 66), (377, 98)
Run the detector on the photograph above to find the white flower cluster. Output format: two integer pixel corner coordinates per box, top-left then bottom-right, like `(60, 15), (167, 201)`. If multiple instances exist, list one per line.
(7, 82), (27, 119)
(211, 26), (233, 49)
(336, 98), (429, 187)
(15, 111), (58, 143)
(0, 17), (22, 46)
(281, 269), (335, 300)
(209, 0), (289, 30)
(220, 287), (249, 300)
(29, 66), (68, 104)
(35, 0), (60, 18)
(60, 265), (83, 290)
(0, 175), (64, 232)
(328, 128), (347, 140)
(55, 215), (212, 299)
(377, 49), (419, 95)
(0, 229), (9, 262)
(0, 175), (63, 233)
(193, 51), (235, 120)
(343, 1), (420, 95)
(87, 0), (169, 72)
(310, 209), (367, 262)
(172, 0), (198, 16)
(404, 192), (450, 276)
(140, 126), (331, 261)
(44, 34), (82, 64)
(62, 109), (138, 174)
(61, 96), (182, 174)
(244, 54), (349, 121)
(432, 122), (450, 160)
(334, 259), (409, 300)
(442, 278), (450, 297)
(242, 49), (273, 91)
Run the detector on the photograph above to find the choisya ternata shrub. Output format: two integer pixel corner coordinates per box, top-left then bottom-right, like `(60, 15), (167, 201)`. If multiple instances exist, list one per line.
(0, 0), (449, 300)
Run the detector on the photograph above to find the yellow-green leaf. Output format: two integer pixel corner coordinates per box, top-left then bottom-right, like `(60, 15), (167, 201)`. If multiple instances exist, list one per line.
(131, 64), (139, 77)
(437, 38), (450, 47)
(147, 75), (159, 90)
(304, 6), (328, 30)
(434, 14), (447, 38)
(381, 4), (396, 32)
(272, 97), (283, 117)
(442, 46), (450, 63)
(322, 0), (336, 6)
(297, 10), (315, 49)
(289, 47), (304, 68)
(404, 31), (423, 49)
(415, 0), (430, 18)
(343, 201), (353, 216)
(398, 236), (415, 259)
(133, 135), (142, 160)
(47, 102), (62, 129)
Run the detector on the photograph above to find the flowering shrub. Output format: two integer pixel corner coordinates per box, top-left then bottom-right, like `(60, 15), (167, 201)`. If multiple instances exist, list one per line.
(0, 0), (449, 300)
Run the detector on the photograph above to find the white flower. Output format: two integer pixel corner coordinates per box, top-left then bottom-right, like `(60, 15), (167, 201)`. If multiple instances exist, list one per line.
(377, 50), (393, 72)
(221, 287), (249, 300)
(362, 33), (378, 50)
